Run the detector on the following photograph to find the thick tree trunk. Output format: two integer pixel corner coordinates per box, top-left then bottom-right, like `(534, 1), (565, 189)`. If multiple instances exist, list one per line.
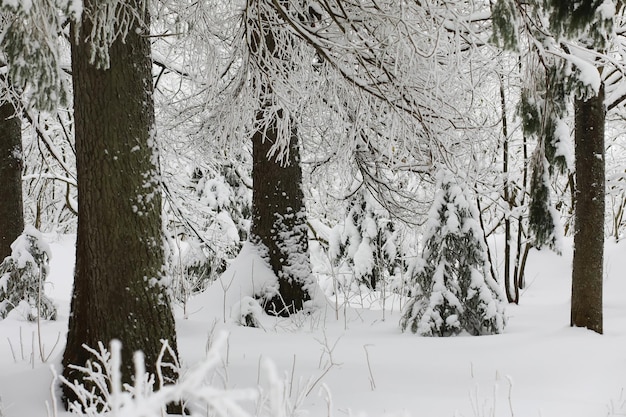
(571, 84), (605, 334)
(247, 0), (313, 316)
(0, 99), (23, 259)
(62, 0), (180, 408)
(251, 117), (312, 316)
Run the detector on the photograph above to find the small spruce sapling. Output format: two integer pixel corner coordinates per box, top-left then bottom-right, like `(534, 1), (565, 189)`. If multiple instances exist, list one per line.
(0, 226), (56, 321)
(166, 164), (252, 304)
(232, 296), (263, 328)
(400, 170), (505, 336)
(330, 189), (405, 291)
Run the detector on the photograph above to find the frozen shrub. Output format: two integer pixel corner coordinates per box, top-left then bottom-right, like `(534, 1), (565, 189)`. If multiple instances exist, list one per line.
(232, 296), (263, 328)
(0, 226), (56, 321)
(329, 189), (407, 291)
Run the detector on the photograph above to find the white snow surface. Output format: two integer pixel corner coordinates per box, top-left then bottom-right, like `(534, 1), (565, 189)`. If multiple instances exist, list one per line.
(2, 234), (626, 417)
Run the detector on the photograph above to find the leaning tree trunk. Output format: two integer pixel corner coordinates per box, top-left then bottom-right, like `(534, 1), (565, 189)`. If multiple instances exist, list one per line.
(62, 0), (180, 408)
(0, 97), (23, 259)
(571, 83), (605, 334)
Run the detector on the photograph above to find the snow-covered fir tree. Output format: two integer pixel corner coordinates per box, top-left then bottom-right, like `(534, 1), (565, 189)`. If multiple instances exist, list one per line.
(188, 162), (250, 261)
(165, 160), (252, 302)
(329, 189), (406, 291)
(0, 226), (56, 321)
(401, 170), (505, 336)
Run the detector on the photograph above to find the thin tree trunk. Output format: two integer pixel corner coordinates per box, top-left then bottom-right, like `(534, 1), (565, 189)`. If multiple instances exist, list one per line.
(62, 0), (181, 409)
(516, 56), (529, 292)
(0, 97), (23, 259)
(516, 109), (529, 291)
(516, 242), (531, 292)
(476, 196), (498, 286)
(571, 84), (605, 334)
(500, 73), (517, 304)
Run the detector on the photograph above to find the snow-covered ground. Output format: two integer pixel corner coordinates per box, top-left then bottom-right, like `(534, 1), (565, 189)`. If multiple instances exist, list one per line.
(2, 234), (626, 417)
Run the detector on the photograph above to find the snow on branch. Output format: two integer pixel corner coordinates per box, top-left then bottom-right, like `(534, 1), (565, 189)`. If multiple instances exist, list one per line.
(54, 331), (331, 417)
(56, 332), (258, 417)
(76, 0), (149, 69)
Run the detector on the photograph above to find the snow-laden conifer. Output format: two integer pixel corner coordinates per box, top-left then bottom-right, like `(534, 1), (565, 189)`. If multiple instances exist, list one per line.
(0, 226), (56, 321)
(329, 189), (406, 291)
(401, 170), (505, 336)
(165, 162), (252, 304)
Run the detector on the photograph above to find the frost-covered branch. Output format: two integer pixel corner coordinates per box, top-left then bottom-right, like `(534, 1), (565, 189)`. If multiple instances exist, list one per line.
(55, 331), (328, 417)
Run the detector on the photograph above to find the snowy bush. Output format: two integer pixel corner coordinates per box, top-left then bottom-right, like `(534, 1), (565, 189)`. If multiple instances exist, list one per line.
(166, 164), (252, 306)
(0, 225), (56, 321)
(400, 170), (505, 336)
(329, 189), (407, 292)
(232, 296), (263, 328)
(167, 232), (217, 304)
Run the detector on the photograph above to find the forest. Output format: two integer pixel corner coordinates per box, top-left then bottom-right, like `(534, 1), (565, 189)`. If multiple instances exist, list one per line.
(1, 0), (626, 416)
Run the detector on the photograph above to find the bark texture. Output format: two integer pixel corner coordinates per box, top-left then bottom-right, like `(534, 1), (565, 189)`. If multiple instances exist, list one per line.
(571, 84), (605, 334)
(251, 119), (312, 316)
(0, 99), (23, 259)
(247, 0), (313, 316)
(62, 0), (180, 407)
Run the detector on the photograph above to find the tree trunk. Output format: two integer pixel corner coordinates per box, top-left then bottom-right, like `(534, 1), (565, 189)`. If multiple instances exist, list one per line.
(0, 98), (23, 259)
(515, 126), (529, 290)
(62, 0), (180, 408)
(500, 73), (517, 304)
(571, 84), (605, 334)
(247, 0), (314, 316)
(251, 116), (312, 316)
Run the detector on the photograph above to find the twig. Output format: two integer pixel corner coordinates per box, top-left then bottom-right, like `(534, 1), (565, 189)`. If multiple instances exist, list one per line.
(306, 332), (342, 397)
(320, 384), (334, 417)
(20, 326), (24, 361)
(219, 272), (235, 324)
(363, 344), (376, 391)
(31, 331), (35, 369)
(7, 338), (16, 363)
(289, 354), (296, 398)
(506, 375), (514, 417)
(304, 364), (335, 397)
(38, 267), (44, 362)
(42, 332), (62, 363)
(226, 335), (230, 366)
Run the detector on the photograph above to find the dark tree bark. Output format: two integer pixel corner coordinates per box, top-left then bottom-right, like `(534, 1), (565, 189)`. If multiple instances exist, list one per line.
(499, 73), (517, 304)
(251, 118), (312, 316)
(247, 0), (314, 316)
(0, 98), (23, 259)
(62, 0), (180, 408)
(571, 84), (605, 334)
